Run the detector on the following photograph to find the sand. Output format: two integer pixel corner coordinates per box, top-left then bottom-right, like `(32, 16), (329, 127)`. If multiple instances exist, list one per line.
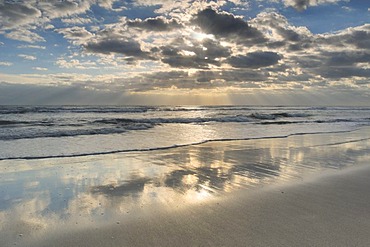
(1, 128), (370, 246)
(21, 163), (370, 247)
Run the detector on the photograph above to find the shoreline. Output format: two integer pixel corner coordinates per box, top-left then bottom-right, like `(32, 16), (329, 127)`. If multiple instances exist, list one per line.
(1, 127), (366, 161)
(1, 127), (370, 246)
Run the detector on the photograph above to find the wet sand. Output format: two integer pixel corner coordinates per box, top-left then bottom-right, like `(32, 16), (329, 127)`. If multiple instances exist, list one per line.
(29, 164), (370, 247)
(1, 127), (370, 246)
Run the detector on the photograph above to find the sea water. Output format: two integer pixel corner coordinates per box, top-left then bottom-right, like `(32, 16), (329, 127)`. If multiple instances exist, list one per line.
(1, 105), (369, 159)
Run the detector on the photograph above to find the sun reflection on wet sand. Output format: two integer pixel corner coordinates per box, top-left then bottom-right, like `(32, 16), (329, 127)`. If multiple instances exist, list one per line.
(1, 127), (370, 246)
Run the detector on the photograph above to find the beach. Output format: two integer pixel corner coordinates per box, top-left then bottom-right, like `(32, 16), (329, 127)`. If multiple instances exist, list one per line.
(0, 0), (369, 245)
(1, 127), (370, 246)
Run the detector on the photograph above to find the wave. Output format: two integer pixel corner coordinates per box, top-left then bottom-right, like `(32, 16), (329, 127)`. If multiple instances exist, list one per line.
(250, 112), (311, 120)
(0, 123), (155, 140)
(0, 129), (365, 161)
(258, 118), (370, 125)
(94, 112), (312, 125)
(94, 115), (251, 124)
(258, 121), (304, 125)
(2, 116), (368, 141)
(0, 106), (151, 114)
(0, 120), (31, 125)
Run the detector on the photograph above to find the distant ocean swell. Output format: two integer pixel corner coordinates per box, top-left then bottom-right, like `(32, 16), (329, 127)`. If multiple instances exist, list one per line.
(2, 105), (370, 114)
(1, 106), (370, 160)
(1, 112), (367, 141)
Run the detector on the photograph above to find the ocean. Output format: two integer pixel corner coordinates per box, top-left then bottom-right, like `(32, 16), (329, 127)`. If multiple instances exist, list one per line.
(2, 105), (370, 246)
(1, 105), (370, 160)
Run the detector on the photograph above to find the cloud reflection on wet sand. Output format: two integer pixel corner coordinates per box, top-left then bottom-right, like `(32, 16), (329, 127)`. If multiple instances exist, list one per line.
(0, 128), (370, 246)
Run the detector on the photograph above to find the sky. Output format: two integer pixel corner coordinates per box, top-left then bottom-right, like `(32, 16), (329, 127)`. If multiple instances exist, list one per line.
(0, 0), (369, 105)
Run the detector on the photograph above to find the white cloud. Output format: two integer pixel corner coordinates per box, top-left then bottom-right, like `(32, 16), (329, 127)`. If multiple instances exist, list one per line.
(18, 54), (37, 60)
(0, 61), (13, 66)
(61, 17), (93, 25)
(17, 45), (46, 49)
(0, 0), (368, 101)
(57, 26), (94, 45)
(5, 29), (45, 43)
(32, 67), (48, 71)
(97, 0), (120, 10)
(44, 24), (55, 30)
(56, 58), (97, 69)
(37, 0), (92, 19)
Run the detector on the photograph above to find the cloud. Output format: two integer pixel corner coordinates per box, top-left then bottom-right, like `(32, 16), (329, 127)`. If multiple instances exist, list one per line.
(252, 12), (311, 43)
(32, 67), (48, 71)
(56, 58), (97, 69)
(57, 26), (94, 44)
(127, 16), (182, 31)
(191, 8), (266, 44)
(0, 1), (368, 102)
(96, 0), (121, 10)
(112, 69), (269, 92)
(18, 54), (37, 60)
(61, 17), (93, 25)
(227, 51), (282, 68)
(84, 39), (150, 59)
(0, 0), (112, 43)
(17, 45), (46, 49)
(0, 2), (41, 29)
(315, 67), (370, 79)
(332, 24), (370, 49)
(283, 0), (349, 11)
(37, 0), (92, 19)
(159, 38), (230, 68)
(0, 61), (13, 66)
(132, 0), (193, 14)
(325, 51), (370, 66)
(5, 29), (45, 43)
(0, 82), (130, 105)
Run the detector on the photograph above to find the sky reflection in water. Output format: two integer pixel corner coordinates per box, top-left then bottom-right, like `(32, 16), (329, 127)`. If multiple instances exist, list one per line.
(0, 128), (370, 245)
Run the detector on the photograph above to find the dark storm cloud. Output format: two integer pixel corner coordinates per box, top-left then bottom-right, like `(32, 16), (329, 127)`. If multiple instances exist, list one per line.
(127, 16), (182, 31)
(227, 52), (282, 68)
(192, 8), (266, 44)
(84, 39), (150, 58)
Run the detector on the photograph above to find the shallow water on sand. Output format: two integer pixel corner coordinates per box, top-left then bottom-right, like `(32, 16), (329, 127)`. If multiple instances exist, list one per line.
(1, 105), (369, 160)
(0, 127), (370, 246)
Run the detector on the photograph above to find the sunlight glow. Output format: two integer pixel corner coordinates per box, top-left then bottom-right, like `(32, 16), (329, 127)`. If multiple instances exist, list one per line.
(191, 31), (215, 41)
